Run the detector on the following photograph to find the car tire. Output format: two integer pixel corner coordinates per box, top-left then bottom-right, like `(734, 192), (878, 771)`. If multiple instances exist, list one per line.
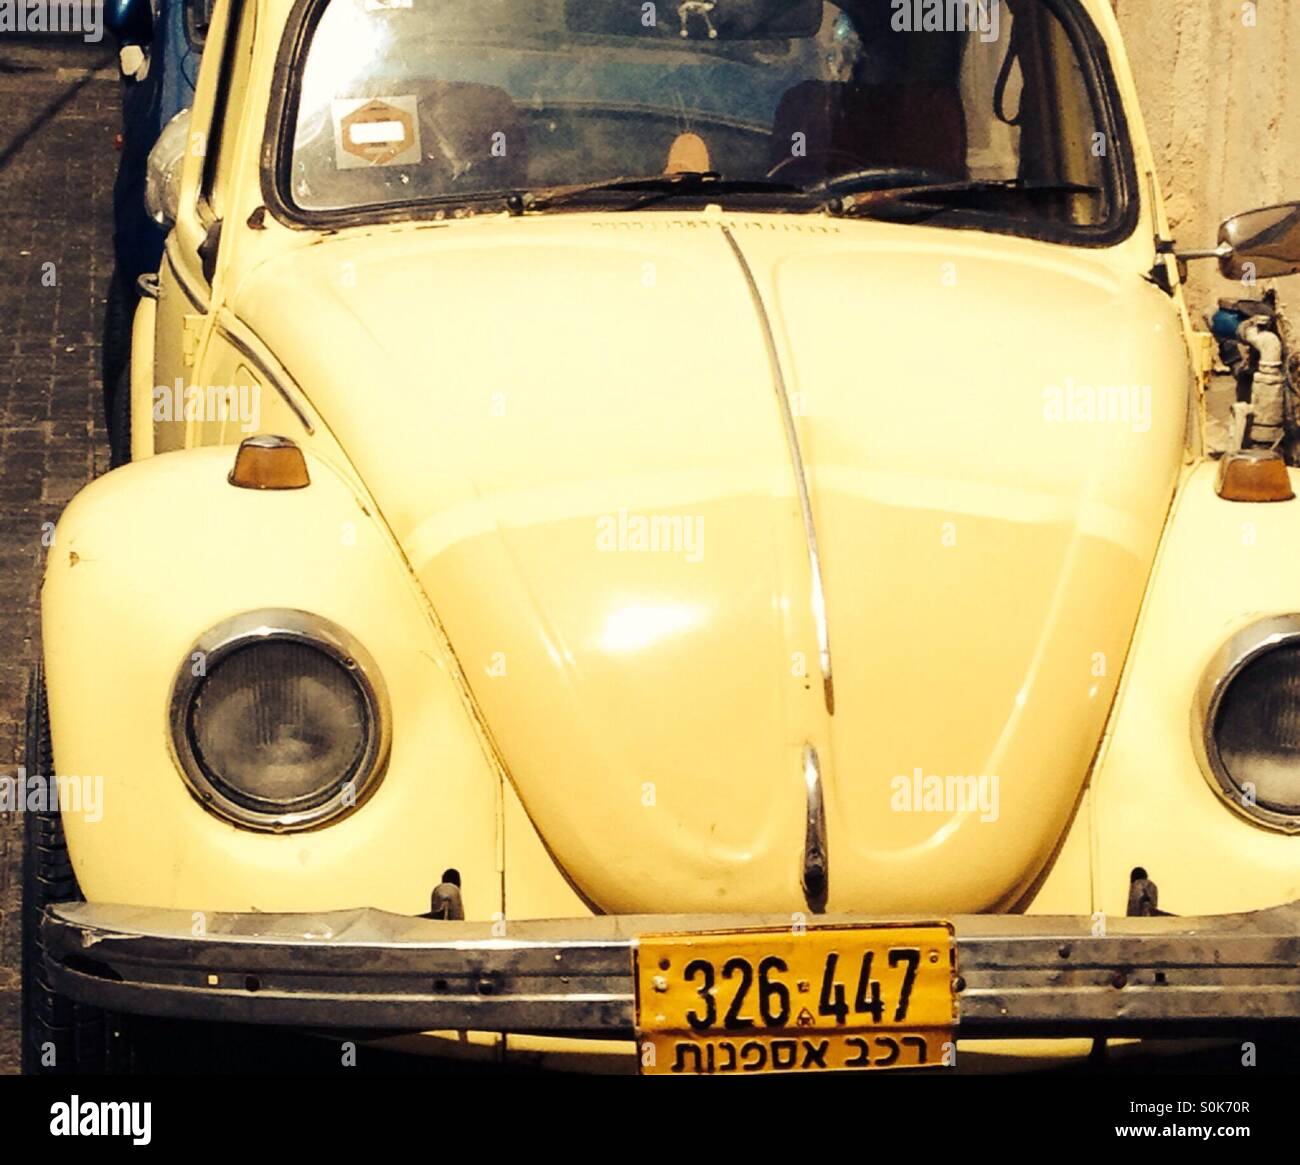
(101, 267), (135, 422)
(20, 663), (140, 1074)
(103, 268), (136, 469)
(108, 359), (132, 468)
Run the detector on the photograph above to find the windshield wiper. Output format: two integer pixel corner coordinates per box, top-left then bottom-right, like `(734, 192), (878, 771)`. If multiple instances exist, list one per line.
(827, 179), (1103, 218)
(515, 171), (810, 213)
(505, 173), (1097, 219)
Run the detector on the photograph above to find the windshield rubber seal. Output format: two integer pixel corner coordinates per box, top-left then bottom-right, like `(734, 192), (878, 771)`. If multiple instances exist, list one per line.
(260, 0), (1140, 250)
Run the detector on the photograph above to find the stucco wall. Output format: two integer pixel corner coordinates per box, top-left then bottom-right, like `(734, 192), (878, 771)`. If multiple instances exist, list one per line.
(1111, 0), (1300, 321)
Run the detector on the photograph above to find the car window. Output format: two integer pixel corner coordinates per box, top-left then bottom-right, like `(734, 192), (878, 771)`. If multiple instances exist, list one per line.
(202, 0), (257, 222)
(283, 0), (1125, 237)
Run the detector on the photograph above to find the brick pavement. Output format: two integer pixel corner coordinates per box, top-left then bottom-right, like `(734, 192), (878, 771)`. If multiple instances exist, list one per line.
(0, 37), (119, 1074)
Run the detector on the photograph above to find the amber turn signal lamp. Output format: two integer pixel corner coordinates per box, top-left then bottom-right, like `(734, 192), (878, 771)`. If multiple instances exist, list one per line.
(229, 435), (310, 491)
(1216, 449), (1295, 503)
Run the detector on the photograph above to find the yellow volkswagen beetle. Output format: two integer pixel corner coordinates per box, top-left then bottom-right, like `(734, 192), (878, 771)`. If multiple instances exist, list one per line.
(23, 0), (1300, 1075)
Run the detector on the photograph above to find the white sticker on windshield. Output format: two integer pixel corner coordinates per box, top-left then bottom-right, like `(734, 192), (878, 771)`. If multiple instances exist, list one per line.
(332, 96), (422, 169)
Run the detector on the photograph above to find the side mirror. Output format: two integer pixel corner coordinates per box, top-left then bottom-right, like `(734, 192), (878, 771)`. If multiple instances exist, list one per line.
(1219, 201), (1300, 281)
(144, 109), (192, 233)
(106, 0), (154, 42)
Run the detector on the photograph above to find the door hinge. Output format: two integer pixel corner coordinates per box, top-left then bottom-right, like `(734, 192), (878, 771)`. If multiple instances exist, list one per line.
(1191, 329), (1217, 384)
(181, 313), (202, 363)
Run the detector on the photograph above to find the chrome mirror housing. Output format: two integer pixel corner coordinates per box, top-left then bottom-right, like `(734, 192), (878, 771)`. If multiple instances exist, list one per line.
(144, 108), (192, 232)
(1218, 200), (1300, 281)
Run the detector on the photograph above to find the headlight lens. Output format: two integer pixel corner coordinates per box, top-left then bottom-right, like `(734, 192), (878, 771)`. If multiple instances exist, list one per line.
(1195, 616), (1300, 833)
(171, 611), (389, 831)
(1213, 644), (1300, 813)
(191, 640), (368, 809)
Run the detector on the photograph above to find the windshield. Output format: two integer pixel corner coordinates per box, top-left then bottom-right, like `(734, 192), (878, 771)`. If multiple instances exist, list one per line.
(283, 0), (1127, 236)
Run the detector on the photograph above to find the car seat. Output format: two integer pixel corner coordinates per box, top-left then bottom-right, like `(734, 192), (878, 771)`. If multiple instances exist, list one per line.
(768, 81), (968, 186)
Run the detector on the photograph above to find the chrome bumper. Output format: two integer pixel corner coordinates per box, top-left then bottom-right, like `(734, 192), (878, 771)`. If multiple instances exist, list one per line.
(43, 900), (1300, 1037)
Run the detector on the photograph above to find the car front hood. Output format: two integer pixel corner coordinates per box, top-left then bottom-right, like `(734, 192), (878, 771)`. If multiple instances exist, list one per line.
(238, 212), (1187, 914)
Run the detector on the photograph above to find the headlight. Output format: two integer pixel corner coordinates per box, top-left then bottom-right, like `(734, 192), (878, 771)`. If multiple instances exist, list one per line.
(170, 610), (390, 832)
(1194, 615), (1300, 834)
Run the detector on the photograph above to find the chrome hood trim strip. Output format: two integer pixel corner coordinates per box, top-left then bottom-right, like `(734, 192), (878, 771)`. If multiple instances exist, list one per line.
(801, 744), (829, 914)
(721, 224), (835, 716)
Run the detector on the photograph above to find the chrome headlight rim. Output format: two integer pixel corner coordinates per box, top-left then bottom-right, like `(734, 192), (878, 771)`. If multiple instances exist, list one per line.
(169, 609), (391, 833)
(1193, 613), (1300, 835)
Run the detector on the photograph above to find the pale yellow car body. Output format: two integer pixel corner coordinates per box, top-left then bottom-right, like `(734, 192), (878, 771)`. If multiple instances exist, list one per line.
(41, 0), (1299, 1068)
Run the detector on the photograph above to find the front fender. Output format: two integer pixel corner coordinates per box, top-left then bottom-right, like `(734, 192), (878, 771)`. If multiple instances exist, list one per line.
(41, 447), (501, 918)
(129, 287), (155, 461)
(1091, 461), (1300, 918)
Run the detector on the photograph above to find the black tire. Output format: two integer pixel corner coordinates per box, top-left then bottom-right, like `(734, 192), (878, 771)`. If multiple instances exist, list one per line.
(101, 266), (135, 421)
(103, 268), (135, 469)
(108, 358), (131, 469)
(20, 664), (137, 1073)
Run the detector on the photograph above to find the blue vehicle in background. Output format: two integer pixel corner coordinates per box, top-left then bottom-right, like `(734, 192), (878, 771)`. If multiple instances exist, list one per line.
(104, 0), (206, 461)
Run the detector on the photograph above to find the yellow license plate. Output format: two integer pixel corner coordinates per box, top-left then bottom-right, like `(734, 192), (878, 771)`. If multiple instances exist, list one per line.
(634, 923), (955, 1076)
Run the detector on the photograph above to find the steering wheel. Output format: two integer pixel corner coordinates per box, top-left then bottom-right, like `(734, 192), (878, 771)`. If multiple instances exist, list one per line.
(768, 152), (950, 194)
(803, 165), (952, 196)
(767, 148), (864, 181)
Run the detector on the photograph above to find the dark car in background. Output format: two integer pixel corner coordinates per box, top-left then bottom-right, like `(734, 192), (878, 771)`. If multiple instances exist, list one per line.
(104, 0), (207, 460)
